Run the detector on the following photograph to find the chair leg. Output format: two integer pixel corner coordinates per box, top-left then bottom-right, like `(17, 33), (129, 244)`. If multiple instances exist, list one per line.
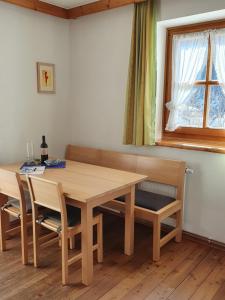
(153, 218), (161, 262)
(33, 218), (40, 267)
(97, 214), (103, 263)
(69, 237), (75, 250)
(62, 231), (69, 285)
(0, 210), (7, 252)
(175, 210), (182, 243)
(20, 215), (28, 265)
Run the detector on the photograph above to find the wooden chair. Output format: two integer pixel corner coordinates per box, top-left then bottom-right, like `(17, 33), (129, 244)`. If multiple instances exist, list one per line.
(65, 145), (186, 262)
(27, 175), (103, 285)
(0, 169), (31, 265)
(111, 154), (186, 261)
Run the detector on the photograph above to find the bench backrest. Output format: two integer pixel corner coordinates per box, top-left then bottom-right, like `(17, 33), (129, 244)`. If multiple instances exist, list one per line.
(65, 145), (186, 200)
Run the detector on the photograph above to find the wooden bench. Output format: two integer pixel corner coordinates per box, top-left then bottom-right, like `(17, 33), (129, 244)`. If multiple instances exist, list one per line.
(65, 144), (186, 261)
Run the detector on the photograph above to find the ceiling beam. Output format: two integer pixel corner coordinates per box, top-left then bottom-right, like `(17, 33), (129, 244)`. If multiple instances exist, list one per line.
(1, 0), (145, 19)
(1, 0), (68, 18)
(67, 0), (145, 19)
(35, 1), (68, 18)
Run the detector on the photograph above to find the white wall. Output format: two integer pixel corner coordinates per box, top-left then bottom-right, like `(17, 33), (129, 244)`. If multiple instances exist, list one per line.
(158, 0), (225, 20)
(70, 7), (133, 149)
(0, 2), (71, 164)
(71, 3), (225, 243)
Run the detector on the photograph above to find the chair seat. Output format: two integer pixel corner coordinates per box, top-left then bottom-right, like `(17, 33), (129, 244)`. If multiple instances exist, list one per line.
(43, 206), (100, 227)
(7, 190), (32, 213)
(43, 205), (81, 227)
(116, 189), (175, 211)
(3, 205), (21, 218)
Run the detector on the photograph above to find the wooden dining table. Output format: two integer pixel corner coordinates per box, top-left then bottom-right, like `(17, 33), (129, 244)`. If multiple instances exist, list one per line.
(1, 160), (147, 285)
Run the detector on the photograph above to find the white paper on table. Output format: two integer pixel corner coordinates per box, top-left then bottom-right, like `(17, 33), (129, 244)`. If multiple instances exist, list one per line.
(19, 166), (45, 175)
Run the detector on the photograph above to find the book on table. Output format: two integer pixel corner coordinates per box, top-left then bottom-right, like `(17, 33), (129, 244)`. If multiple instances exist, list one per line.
(19, 166), (46, 175)
(19, 159), (66, 175)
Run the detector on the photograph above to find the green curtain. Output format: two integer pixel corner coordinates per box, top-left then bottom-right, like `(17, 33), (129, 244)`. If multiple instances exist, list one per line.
(123, 0), (156, 146)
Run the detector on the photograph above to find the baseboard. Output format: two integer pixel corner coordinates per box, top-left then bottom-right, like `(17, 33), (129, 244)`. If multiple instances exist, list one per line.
(182, 230), (225, 252)
(159, 223), (225, 251)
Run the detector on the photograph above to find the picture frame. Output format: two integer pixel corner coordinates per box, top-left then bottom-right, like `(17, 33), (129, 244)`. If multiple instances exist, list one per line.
(37, 62), (55, 94)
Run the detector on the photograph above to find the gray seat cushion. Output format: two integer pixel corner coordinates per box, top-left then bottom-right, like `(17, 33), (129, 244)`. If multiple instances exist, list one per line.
(116, 189), (175, 211)
(43, 205), (81, 227)
(43, 207), (99, 227)
(7, 190), (32, 213)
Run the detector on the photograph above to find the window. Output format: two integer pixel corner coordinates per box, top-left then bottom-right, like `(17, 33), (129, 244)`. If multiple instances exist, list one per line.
(163, 21), (225, 141)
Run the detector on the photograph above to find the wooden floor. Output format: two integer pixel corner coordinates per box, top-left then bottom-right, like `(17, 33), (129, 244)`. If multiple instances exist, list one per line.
(0, 213), (225, 300)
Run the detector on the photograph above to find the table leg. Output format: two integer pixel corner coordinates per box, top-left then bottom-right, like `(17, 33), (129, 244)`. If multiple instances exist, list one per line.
(0, 194), (9, 231)
(124, 185), (135, 255)
(81, 204), (93, 286)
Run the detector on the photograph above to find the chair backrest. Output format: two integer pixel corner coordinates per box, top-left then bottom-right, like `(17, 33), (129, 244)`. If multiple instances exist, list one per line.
(65, 144), (186, 201)
(0, 168), (23, 200)
(27, 176), (66, 215)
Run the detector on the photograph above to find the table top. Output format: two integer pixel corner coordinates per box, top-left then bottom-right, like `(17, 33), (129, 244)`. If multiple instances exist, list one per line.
(2, 160), (147, 203)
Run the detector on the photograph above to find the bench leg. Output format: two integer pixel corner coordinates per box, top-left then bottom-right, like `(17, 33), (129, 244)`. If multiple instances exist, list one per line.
(153, 218), (161, 262)
(175, 210), (182, 243)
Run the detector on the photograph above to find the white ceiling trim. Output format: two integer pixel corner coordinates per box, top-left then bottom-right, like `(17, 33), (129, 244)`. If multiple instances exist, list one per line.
(41, 0), (99, 9)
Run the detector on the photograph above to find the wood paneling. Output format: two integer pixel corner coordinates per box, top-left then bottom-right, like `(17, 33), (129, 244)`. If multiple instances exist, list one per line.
(34, 1), (68, 18)
(2, 0), (35, 10)
(2, 0), (146, 19)
(67, 0), (145, 19)
(2, 0), (68, 18)
(69, 0), (109, 19)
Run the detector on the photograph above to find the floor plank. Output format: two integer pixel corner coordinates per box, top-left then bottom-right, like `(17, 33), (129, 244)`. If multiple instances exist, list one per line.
(168, 249), (225, 300)
(115, 240), (203, 300)
(0, 214), (224, 300)
(190, 255), (225, 300)
(144, 243), (210, 300)
(212, 281), (225, 300)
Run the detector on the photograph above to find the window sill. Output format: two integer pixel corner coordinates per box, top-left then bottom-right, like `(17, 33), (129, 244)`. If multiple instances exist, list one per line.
(156, 137), (225, 154)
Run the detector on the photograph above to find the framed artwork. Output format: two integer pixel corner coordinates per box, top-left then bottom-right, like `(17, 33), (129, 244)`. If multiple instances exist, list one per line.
(37, 62), (55, 94)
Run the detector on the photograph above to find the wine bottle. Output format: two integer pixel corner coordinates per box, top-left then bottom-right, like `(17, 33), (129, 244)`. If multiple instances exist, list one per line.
(40, 135), (48, 164)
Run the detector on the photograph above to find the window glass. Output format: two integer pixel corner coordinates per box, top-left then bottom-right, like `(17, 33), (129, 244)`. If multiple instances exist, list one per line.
(177, 86), (205, 128)
(211, 64), (218, 80)
(196, 65), (207, 81)
(208, 85), (225, 129)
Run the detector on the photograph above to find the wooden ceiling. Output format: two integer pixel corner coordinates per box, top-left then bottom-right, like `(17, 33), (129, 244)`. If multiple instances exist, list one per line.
(2, 0), (145, 19)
